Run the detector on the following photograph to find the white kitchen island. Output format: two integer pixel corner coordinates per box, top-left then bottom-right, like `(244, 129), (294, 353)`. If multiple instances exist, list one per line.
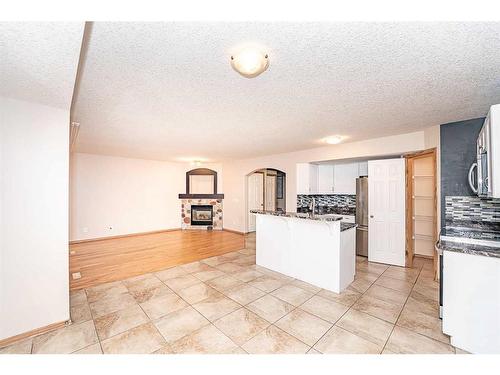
(251, 210), (357, 293)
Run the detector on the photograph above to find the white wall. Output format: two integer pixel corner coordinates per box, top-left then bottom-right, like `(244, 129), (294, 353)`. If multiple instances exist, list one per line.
(0, 97), (70, 340)
(70, 153), (223, 241)
(222, 130), (429, 233)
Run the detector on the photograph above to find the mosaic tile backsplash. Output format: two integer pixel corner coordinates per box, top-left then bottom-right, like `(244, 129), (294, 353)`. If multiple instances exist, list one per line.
(445, 196), (500, 224)
(444, 196), (500, 241)
(297, 194), (356, 211)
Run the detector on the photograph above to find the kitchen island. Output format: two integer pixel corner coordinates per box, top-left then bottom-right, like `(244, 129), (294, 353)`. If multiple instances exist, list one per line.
(250, 210), (357, 293)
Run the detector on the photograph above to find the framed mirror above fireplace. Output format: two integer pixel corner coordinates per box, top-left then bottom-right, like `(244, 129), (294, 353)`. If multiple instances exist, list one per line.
(179, 168), (224, 199)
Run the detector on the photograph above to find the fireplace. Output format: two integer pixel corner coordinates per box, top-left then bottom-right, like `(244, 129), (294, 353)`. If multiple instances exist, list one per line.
(191, 205), (214, 226)
(179, 168), (223, 230)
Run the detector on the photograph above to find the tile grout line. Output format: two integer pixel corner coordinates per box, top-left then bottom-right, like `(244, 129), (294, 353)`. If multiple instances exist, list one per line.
(385, 262), (428, 351)
(380, 262), (428, 354)
(389, 267), (454, 350)
(4, 248), (446, 354)
(307, 259), (390, 353)
(84, 281), (122, 354)
(155, 268), (246, 352)
(314, 260), (403, 352)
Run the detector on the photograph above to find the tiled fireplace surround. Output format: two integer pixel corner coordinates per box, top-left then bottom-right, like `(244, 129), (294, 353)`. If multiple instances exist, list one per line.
(179, 168), (224, 230)
(181, 199), (223, 230)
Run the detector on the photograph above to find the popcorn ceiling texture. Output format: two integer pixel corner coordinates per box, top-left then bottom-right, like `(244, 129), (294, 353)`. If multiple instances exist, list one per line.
(0, 22), (85, 109)
(71, 22), (500, 161)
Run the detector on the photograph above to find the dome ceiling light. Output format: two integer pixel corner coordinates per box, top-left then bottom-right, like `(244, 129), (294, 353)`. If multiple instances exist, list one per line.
(325, 136), (344, 145)
(230, 47), (269, 78)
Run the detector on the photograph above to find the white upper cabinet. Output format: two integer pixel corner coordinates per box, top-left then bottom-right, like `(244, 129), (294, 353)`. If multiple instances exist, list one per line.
(318, 164), (335, 193)
(358, 161), (368, 177)
(298, 162), (362, 195)
(333, 163), (359, 194)
(296, 163), (319, 194)
(310, 164), (318, 193)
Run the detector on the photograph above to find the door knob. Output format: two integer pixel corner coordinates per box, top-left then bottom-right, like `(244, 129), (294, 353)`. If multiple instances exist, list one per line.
(370, 215), (374, 218)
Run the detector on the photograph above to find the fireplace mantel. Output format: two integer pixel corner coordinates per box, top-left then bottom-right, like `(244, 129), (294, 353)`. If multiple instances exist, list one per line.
(178, 193), (224, 199)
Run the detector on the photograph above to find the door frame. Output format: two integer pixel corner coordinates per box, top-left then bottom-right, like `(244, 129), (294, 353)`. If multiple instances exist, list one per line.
(246, 171), (265, 233)
(265, 173), (277, 211)
(404, 148), (437, 270)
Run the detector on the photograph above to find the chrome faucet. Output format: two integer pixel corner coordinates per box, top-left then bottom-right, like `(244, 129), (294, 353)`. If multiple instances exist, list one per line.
(309, 197), (316, 216)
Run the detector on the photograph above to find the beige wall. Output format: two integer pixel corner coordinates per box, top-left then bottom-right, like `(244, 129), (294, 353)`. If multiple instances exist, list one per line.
(222, 130), (432, 233)
(70, 126), (441, 238)
(70, 153), (222, 241)
(1, 97), (70, 340)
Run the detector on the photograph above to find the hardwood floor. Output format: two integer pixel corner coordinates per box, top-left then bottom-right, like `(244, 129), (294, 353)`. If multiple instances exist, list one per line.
(69, 230), (245, 290)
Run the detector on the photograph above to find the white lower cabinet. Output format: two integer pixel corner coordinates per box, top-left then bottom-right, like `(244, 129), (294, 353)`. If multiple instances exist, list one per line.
(442, 251), (500, 353)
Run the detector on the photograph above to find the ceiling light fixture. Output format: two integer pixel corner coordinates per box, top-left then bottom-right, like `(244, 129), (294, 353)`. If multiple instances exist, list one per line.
(230, 47), (269, 78)
(325, 136), (344, 145)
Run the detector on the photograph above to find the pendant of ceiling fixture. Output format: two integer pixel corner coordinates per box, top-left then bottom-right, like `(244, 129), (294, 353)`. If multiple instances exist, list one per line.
(230, 46), (269, 78)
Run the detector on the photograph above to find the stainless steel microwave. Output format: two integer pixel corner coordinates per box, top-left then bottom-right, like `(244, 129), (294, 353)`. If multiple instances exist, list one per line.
(469, 105), (499, 198)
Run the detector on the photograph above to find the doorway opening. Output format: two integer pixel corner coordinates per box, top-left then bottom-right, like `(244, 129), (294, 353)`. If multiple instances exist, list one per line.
(246, 168), (286, 233)
(405, 148), (438, 275)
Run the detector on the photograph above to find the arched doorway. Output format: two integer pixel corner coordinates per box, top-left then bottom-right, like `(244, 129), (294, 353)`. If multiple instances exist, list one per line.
(246, 168), (286, 232)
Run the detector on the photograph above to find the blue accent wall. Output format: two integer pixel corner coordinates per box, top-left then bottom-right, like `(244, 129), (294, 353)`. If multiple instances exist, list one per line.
(440, 118), (484, 229)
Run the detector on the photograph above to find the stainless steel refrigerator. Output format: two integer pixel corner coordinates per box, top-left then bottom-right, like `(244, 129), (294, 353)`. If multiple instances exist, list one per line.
(355, 177), (368, 257)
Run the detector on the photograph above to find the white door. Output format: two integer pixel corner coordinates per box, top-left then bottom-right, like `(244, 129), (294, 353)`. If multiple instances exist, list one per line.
(248, 173), (264, 232)
(265, 175), (277, 211)
(368, 159), (406, 266)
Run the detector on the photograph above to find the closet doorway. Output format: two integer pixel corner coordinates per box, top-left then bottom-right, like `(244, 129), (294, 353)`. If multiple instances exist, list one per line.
(405, 149), (437, 272)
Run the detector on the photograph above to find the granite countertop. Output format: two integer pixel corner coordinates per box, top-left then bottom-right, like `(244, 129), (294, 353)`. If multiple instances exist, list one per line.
(441, 225), (500, 242)
(250, 210), (343, 222)
(438, 223), (500, 259)
(438, 239), (500, 259)
(297, 206), (356, 216)
(340, 222), (357, 232)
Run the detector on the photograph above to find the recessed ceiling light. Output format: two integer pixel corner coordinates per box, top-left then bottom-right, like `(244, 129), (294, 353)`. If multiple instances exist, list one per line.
(231, 47), (269, 78)
(324, 136), (344, 145)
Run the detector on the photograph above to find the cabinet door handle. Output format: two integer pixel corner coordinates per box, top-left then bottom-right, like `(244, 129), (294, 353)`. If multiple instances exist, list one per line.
(370, 215), (374, 218)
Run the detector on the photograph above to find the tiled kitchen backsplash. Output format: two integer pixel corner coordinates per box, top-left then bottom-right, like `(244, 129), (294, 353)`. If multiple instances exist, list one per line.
(297, 194), (356, 209)
(445, 196), (500, 225)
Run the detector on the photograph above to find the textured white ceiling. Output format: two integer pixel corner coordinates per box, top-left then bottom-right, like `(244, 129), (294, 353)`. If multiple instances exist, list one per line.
(72, 22), (500, 161)
(0, 22), (84, 109)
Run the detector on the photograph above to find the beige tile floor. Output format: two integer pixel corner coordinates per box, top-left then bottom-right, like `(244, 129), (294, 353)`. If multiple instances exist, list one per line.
(0, 235), (461, 354)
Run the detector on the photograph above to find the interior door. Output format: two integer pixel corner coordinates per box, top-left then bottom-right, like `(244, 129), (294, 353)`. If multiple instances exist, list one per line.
(265, 174), (277, 211)
(368, 159), (406, 266)
(247, 173), (264, 232)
